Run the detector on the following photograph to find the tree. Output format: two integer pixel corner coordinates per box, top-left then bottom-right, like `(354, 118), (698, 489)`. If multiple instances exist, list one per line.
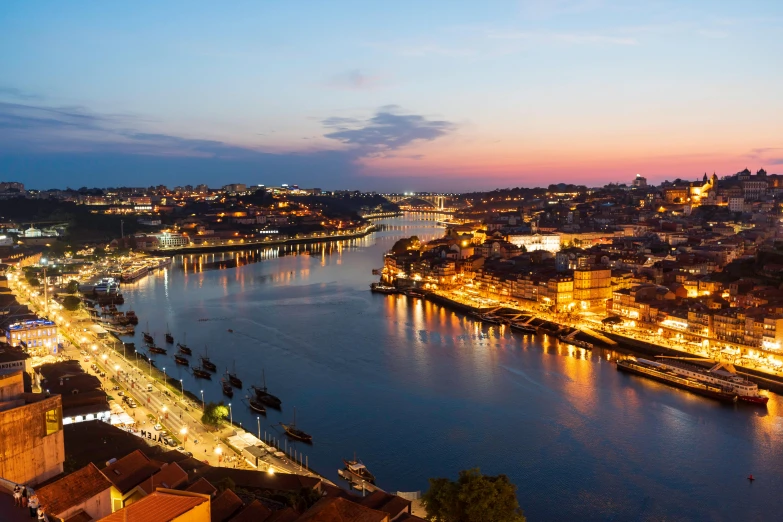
(201, 401), (229, 427)
(62, 295), (81, 311)
(66, 279), (79, 294)
(422, 468), (525, 522)
(28, 277), (40, 287)
(391, 235), (421, 255)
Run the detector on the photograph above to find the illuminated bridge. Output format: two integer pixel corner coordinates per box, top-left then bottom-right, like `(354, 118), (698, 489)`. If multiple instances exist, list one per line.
(380, 193), (464, 210)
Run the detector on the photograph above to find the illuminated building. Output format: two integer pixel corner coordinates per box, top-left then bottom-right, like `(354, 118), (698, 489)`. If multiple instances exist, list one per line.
(5, 318), (59, 352)
(574, 267), (611, 311)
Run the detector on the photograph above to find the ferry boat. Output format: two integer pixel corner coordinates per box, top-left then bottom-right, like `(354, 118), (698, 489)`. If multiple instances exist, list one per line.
(193, 367), (211, 379)
(370, 283), (398, 295)
(617, 357), (737, 403)
(251, 369), (282, 409)
(281, 408), (312, 443)
(654, 357), (769, 405)
(174, 355), (189, 366)
(121, 265), (148, 282)
(342, 457), (376, 484)
(248, 398), (266, 415)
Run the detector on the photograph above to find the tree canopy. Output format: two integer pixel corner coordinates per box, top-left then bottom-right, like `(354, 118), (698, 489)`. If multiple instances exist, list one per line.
(422, 468), (525, 522)
(201, 401), (229, 427)
(65, 280), (79, 294)
(391, 236), (421, 255)
(62, 295), (81, 311)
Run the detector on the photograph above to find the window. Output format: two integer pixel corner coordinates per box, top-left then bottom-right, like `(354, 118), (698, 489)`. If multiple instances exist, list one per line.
(45, 408), (61, 435)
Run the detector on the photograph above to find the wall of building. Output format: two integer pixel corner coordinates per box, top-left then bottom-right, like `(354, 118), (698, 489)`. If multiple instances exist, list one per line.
(0, 389), (64, 485)
(58, 489), (112, 521)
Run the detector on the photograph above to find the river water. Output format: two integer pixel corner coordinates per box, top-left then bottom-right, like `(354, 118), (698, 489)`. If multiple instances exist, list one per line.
(119, 214), (783, 521)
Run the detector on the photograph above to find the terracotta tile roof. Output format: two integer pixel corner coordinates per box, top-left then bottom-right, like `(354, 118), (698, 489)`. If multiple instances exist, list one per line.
(194, 468), (320, 494)
(295, 497), (389, 522)
(228, 500), (272, 522)
(63, 510), (94, 522)
(97, 491), (208, 522)
(138, 463), (188, 494)
(358, 491), (411, 518)
(101, 449), (162, 494)
(36, 463), (112, 516)
(266, 508), (300, 522)
(186, 477), (218, 497)
(211, 489), (243, 522)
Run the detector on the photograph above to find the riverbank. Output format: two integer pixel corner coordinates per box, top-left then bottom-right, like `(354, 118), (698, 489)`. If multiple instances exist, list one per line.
(417, 290), (783, 394)
(148, 224), (379, 255)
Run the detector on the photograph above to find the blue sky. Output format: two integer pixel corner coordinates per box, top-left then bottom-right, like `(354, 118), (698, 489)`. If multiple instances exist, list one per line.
(1, 1), (781, 190)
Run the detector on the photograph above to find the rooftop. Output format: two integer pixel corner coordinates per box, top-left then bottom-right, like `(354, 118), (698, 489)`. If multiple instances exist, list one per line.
(35, 463), (112, 517)
(295, 497), (388, 522)
(97, 490), (209, 522)
(228, 500), (272, 522)
(101, 449), (161, 494)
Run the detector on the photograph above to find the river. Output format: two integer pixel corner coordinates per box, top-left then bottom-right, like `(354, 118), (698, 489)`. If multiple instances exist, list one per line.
(118, 213), (783, 521)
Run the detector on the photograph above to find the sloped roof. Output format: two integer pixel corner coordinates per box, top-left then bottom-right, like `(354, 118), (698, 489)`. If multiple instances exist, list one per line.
(97, 491), (208, 522)
(228, 500), (272, 522)
(295, 497), (388, 522)
(186, 477), (218, 497)
(36, 463), (112, 516)
(101, 449), (161, 494)
(211, 489), (244, 522)
(138, 463), (188, 494)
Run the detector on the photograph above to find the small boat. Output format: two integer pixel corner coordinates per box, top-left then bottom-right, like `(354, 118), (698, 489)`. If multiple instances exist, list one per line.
(174, 355), (189, 366)
(227, 329), (234, 333)
(510, 323), (537, 334)
(221, 380), (234, 398)
(226, 362), (242, 388)
(193, 367), (212, 379)
(200, 346), (217, 372)
(165, 324), (174, 344)
(177, 343), (192, 355)
(280, 407), (312, 443)
(142, 332), (154, 344)
(248, 398), (266, 415)
(251, 369), (281, 409)
(148, 345), (167, 355)
(343, 456), (376, 484)
(125, 311), (139, 325)
(370, 282), (398, 295)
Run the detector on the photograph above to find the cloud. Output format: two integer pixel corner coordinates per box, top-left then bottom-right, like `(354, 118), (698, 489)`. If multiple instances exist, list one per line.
(0, 87), (43, 101)
(488, 30), (637, 46)
(747, 147), (783, 166)
(519, 0), (606, 20)
(328, 69), (385, 90)
(322, 106), (456, 157)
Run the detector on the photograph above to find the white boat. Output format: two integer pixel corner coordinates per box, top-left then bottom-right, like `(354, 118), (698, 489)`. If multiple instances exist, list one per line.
(654, 357), (768, 405)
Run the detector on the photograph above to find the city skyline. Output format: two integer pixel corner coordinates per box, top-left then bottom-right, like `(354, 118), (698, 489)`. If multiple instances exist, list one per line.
(1, 1), (782, 190)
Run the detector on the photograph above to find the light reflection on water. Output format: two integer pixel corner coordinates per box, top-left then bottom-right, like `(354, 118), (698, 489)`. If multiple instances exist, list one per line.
(119, 214), (783, 521)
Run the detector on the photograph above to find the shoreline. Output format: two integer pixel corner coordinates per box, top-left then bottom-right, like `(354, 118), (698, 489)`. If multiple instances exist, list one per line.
(415, 291), (783, 395)
(147, 224), (379, 255)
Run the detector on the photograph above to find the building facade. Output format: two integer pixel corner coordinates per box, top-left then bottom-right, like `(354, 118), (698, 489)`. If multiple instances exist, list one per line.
(5, 319), (59, 353)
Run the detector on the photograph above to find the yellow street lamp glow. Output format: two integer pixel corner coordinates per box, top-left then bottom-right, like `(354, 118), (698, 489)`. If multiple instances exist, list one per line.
(267, 466), (275, 475)
(162, 405), (167, 412)
(215, 447), (222, 455)
(180, 427), (187, 435)
(114, 364), (120, 371)
(101, 354), (107, 361)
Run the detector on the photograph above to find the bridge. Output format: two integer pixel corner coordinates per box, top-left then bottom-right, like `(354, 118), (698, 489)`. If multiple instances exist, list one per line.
(381, 193), (462, 210)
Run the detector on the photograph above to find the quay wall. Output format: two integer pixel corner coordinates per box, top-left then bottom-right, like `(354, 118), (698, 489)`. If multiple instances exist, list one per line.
(417, 292), (783, 394)
(147, 225), (379, 256)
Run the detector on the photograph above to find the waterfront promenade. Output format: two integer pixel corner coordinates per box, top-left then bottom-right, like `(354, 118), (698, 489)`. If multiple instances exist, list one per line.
(6, 274), (325, 479)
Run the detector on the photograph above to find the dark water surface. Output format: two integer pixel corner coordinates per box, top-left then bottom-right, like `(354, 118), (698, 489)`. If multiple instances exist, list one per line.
(120, 214), (783, 521)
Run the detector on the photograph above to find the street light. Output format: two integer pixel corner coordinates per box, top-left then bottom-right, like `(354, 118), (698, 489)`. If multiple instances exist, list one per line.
(200, 390), (204, 411)
(180, 427), (188, 445)
(257, 416), (261, 440)
(228, 403), (232, 426)
(163, 367), (167, 387)
(180, 379), (184, 398)
(215, 446), (222, 466)
(162, 405), (167, 421)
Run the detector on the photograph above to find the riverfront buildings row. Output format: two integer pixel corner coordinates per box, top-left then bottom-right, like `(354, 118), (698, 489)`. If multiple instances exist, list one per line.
(382, 168), (783, 367)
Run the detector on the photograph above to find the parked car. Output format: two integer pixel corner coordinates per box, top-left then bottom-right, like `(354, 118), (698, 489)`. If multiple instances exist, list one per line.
(118, 391), (124, 396)
(154, 424), (163, 431)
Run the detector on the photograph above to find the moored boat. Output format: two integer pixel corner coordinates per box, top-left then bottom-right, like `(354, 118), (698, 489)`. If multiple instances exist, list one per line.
(370, 282), (398, 294)
(281, 407), (312, 443)
(165, 324), (174, 344)
(193, 367), (211, 379)
(142, 332), (154, 344)
(510, 323), (537, 334)
(617, 357), (737, 403)
(226, 362), (242, 388)
(251, 369), (281, 409)
(343, 457), (376, 484)
(148, 344), (167, 355)
(200, 346), (217, 372)
(248, 398), (266, 415)
(221, 380), (234, 398)
(177, 343), (192, 355)
(174, 355), (189, 366)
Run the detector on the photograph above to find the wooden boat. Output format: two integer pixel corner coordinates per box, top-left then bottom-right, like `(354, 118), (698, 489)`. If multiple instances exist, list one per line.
(193, 367), (211, 379)
(148, 344), (167, 355)
(177, 343), (192, 355)
(200, 346), (217, 372)
(226, 362), (242, 388)
(174, 355), (189, 366)
(221, 380), (234, 398)
(165, 324), (174, 344)
(280, 407), (312, 443)
(251, 369), (281, 409)
(248, 397), (266, 415)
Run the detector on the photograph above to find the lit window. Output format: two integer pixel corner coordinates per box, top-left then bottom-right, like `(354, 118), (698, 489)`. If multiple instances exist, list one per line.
(45, 408), (61, 435)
